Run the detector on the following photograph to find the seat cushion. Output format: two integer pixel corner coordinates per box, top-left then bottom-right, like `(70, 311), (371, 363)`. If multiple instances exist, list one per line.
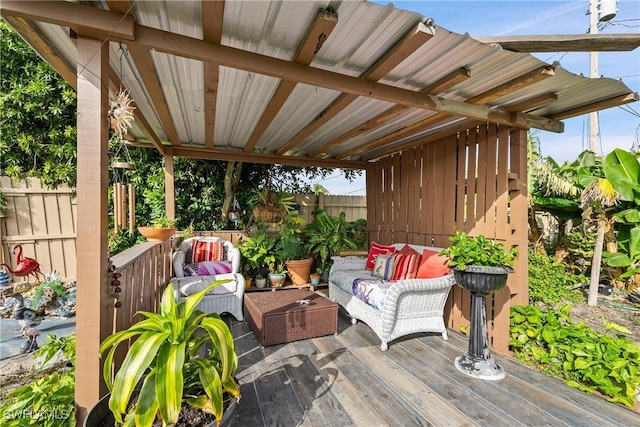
(173, 275), (238, 296)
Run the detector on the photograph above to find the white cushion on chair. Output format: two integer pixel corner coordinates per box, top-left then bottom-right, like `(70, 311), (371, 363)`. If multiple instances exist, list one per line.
(173, 275), (238, 297)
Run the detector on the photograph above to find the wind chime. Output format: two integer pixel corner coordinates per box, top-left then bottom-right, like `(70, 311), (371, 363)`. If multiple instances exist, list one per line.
(109, 43), (137, 233)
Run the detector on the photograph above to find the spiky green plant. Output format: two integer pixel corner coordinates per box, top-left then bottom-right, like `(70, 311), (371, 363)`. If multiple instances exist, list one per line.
(99, 280), (240, 427)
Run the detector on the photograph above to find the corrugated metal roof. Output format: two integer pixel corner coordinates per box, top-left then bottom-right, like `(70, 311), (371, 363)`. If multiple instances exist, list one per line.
(2, 0), (636, 167)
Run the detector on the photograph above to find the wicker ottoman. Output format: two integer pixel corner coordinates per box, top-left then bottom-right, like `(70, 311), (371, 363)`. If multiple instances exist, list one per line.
(243, 290), (338, 347)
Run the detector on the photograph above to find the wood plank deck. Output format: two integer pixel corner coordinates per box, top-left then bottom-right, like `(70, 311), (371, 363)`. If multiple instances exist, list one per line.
(224, 306), (639, 427)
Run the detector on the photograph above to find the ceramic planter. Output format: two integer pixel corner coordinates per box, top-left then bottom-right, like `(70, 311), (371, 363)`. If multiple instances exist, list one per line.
(285, 257), (313, 285)
(255, 277), (267, 288)
(137, 226), (177, 242)
(268, 273), (286, 288)
(309, 273), (321, 286)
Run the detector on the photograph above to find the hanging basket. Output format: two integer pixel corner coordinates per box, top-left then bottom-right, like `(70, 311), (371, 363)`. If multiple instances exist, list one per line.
(111, 161), (136, 170)
(253, 205), (285, 223)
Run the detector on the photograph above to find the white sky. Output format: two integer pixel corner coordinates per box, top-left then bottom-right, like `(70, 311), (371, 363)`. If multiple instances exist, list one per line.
(320, 0), (640, 195)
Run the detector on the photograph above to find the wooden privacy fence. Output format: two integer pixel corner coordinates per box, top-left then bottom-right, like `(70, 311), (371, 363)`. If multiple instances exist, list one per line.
(0, 177), (366, 282)
(0, 177), (77, 280)
(366, 124), (528, 355)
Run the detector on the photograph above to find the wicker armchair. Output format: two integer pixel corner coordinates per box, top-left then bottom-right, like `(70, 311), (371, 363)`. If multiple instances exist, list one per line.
(170, 236), (245, 321)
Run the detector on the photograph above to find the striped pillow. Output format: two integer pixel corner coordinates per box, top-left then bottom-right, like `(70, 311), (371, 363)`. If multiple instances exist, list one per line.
(391, 252), (420, 280)
(190, 240), (225, 263)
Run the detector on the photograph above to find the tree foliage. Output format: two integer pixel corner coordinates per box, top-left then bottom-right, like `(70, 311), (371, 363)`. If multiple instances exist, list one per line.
(0, 20), (77, 188)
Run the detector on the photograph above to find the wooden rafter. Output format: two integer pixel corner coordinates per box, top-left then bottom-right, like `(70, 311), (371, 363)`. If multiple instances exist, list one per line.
(504, 92), (559, 112)
(126, 44), (181, 146)
(127, 25), (563, 132)
(244, 8), (338, 153)
(363, 120), (485, 162)
(310, 67), (471, 156)
(0, 2), (564, 132)
(170, 147), (365, 169)
(1, 0), (135, 40)
(339, 65), (556, 159)
(474, 33), (640, 52)
(108, 68), (166, 154)
(277, 20), (436, 155)
(548, 93), (640, 120)
(2, 15), (77, 89)
(202, 0), (224, 149)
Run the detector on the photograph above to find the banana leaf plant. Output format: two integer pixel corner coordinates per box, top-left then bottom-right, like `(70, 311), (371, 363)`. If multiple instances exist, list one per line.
(99, 280), (241, 427)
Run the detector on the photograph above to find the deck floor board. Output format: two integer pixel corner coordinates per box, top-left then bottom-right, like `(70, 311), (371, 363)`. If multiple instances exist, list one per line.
(223, 306), (639, 427)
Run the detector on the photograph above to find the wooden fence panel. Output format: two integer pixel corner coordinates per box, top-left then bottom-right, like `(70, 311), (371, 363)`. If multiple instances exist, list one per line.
(366, 123), (528, 355)
(0, 178), (366, 282)
(1, 177), (77, 280)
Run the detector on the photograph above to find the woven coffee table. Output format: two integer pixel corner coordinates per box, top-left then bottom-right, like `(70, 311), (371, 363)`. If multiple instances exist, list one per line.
(243, 289), (338, 347)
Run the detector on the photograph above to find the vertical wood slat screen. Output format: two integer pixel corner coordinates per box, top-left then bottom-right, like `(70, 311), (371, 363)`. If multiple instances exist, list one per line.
(366, 123), (528, 355)
(0, 177), (77, 280)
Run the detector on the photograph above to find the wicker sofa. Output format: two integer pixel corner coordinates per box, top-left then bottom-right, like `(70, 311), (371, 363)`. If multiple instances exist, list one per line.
(170, 236), (245, 321)
(329, 243), (454, 351)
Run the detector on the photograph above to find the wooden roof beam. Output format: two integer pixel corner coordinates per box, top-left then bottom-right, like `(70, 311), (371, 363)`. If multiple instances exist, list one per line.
(108, 67), (166, 154)
(0, 0), (135, 41)
(474, 34), (640, 52)
(363, 120), (485, 161)
(548, 92), (640, 120)
(126, 44), (181, 146)
(2, 1), (562, 132)
(2, 16), (77, 90)
(310, 67), (471, 156)
(170, 147), (366, 170)
(466, 65), (555, 105)
(244, 8), (338, 153)
(202, 0), (224, 149)
(276, 20), (437, 155)
(504, 92), (559, 112)
(339, 66), (556, 159)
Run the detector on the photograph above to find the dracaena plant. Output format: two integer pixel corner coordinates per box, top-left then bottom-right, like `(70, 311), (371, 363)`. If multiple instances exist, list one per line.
(440, 231), (518, 271)
(99, 280), (241, 427)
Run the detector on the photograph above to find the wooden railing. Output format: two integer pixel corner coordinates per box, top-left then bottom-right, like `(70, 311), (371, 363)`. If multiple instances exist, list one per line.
(106, 239), (174, 336)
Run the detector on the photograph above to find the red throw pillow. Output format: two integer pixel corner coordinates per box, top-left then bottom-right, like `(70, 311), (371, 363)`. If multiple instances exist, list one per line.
(392, 252), (420, 280)
(416, 249), (451, 278)
(398, 244), (420, 257)
(190, 240), (224, 263)
(365, 242), (397, 270)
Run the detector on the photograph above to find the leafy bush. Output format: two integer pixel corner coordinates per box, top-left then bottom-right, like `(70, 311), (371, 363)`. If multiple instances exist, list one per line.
(528, 249), (585, 306)
(510, 305), (640, 408)
(0, 334), (76, 426)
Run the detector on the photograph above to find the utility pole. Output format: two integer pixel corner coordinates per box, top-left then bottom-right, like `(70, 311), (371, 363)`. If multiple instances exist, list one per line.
(588, 0), (600, 153)
(588, 0), (618, 153)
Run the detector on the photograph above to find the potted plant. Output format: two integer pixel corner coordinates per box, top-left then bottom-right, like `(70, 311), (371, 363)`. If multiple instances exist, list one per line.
(303, 211), (358, 276)
(268, 261), (287, 288)
(439, 231), (518, 380)
(249, 187), (296, 224)
(94, 279), (240, 427)
(254, 273), (267, 289)
(238, 233), (277, 279)
(277, 215), (313, 285)
(137, 216), (177, 242)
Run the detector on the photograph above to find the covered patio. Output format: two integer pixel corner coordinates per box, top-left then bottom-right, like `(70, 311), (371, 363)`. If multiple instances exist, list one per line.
(1, 0), (638, 423)
(228, 309), (639, 426)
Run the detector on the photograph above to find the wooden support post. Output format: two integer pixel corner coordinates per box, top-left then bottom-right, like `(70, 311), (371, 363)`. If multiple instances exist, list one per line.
(164, 148), (175, 220)
(75, 36), (109, 422)
(508, 128), (529, 307)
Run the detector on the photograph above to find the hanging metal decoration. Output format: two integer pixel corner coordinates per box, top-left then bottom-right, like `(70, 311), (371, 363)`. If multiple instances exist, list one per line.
(228, 197), (241, 224)
(109, 43), (137, 233)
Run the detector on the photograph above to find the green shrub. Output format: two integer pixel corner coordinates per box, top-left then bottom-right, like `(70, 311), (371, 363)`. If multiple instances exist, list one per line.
(528, 249), (585, 306)
(0, 334), (75, 426)
(510, 305), (640, 408)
